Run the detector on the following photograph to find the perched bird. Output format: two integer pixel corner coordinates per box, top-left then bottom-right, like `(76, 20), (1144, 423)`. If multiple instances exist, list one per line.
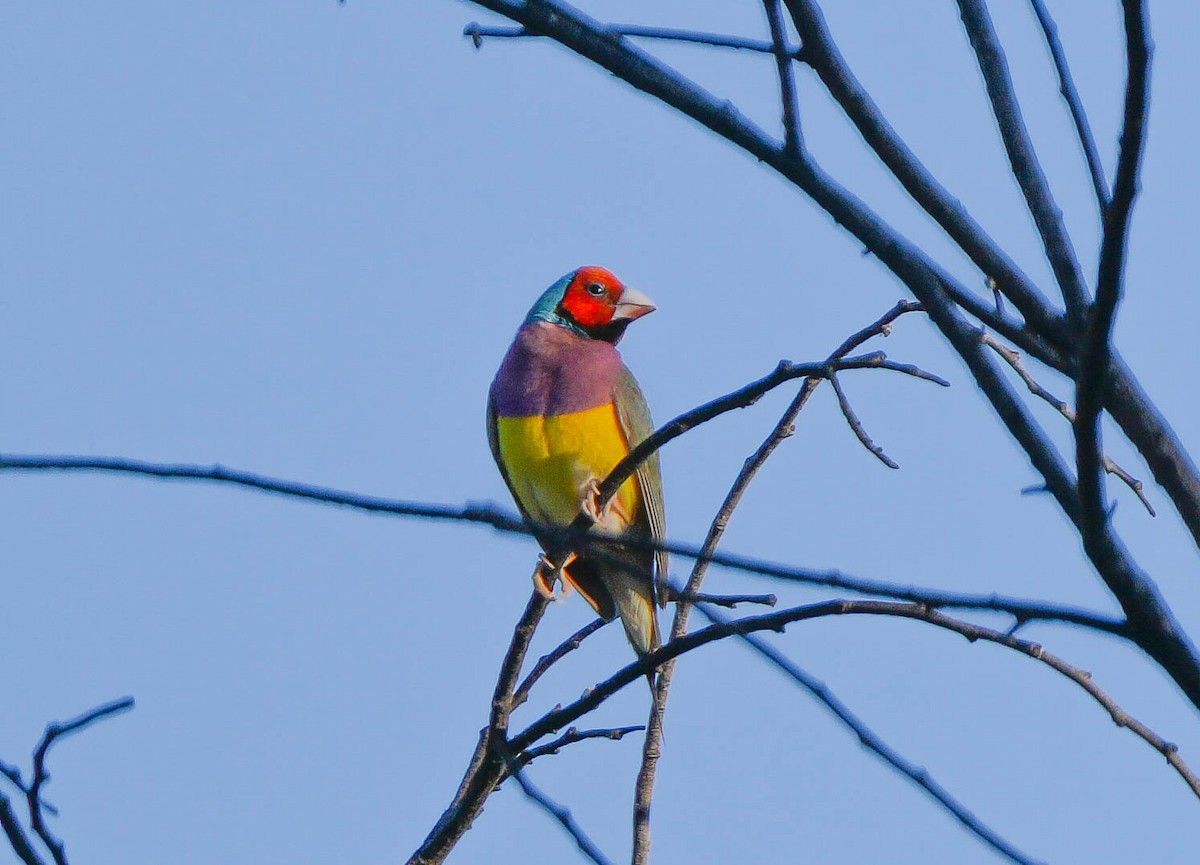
(488, 266), (667, 659)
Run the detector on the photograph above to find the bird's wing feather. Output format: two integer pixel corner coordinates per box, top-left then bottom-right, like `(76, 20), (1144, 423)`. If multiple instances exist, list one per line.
(613, 365), (668, 607)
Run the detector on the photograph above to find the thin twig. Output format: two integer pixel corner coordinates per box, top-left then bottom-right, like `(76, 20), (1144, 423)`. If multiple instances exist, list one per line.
(511, 599), (1200, 804)
(633, 301), (927, 864)
(0, 761), (22, 791)
(580, 350), (946, 525)
(779, 0), (1070, 341)
(762, 0), (802, 154)
(581, 532), (1127, 634)
(520, 726), (645, 765)
(956, 0), (1090, 318)
(25, 697), (134, 865)
(983, 333), (1071, 414)
(1059, 5), (1197, 709)
(670, 591), (777, 609)
(1076, 0), (1152, 555)
(509, 769), (616, 865)
(988, 275), (1006, 317)
(0, 453), (532, 527)
(464, 21), (797, 57)
(463, 0), (1200, 711)
(1107, 351), (1200, 548)
(1027, 0), (1110, 211)
(0, 453), (1127, 634)
(694, 603), (1047, 865)
(0, 342), (945, 547)
(0, 793), (44, 865)
(409, 590), (549, 865)
(982, 333), (1155, 515)
(829, 372), (899, 468)
(513, 618), (608, 710)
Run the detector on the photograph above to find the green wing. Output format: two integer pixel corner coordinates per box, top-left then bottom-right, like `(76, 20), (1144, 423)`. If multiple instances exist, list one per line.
(613, 365), (668, 607)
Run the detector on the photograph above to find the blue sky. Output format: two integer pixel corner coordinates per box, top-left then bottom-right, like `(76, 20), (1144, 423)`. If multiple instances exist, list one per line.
(3, 2), (1199, 863)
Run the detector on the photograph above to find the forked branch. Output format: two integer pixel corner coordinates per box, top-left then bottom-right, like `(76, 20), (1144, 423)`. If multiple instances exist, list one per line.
(466, 0), (1200, 715)
(0, 698), (134, 865)
(1027, 0), (1111, 210)
(982, 333), (1154, 515)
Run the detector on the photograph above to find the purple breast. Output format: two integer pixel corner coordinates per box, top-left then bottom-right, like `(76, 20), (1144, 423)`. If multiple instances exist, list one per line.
(491, 321), (622, 417)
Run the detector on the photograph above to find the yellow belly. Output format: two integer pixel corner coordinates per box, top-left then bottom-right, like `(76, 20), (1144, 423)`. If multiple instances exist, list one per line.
(496, 404), (640, 528)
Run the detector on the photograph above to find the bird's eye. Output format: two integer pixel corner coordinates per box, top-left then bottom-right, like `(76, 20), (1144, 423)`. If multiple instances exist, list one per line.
(586, 282), (606, 297)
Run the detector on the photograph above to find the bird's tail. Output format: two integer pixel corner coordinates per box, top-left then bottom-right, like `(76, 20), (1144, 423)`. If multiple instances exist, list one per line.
(611, 572), (662, 693)
(608, 567), (660, 658)
(564, 554), (660, 657)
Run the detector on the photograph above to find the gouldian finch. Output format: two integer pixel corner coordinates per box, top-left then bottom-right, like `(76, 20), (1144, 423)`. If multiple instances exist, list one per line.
(487, 266), (667, 658)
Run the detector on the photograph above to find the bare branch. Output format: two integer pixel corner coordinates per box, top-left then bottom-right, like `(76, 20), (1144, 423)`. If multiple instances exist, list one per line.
(0, 341), (946, 554)
(1107, 356), (1200, 550)
(829, 372), (899, 469)
(957, 0), (1090, 317)
(780, 0), (1069, 338)
(509, 770), (616, 865)
(478, 0), (1069, 361)
(762, 0), (802, 154)
(460, 0), (1200, 705)
(0, 793), (45, 865)
(669, 591), (777, 609)
(983, 333), (1071, 415)
(1063, 7), (1195, 699)
(920, 307), (1200, 702)
(596, 533), (1129, 633)
(581, 350), (946, 522)
(1027, 0), (1110, 210)
(1076, 0), (1152, 552)
(512, 599), (1200, 805)
(0, 452), (1128, 635)
(635, 381), (816, 863)
(632, 300), (937, 863)
(694, 603), (1048, 865)
(1, 698), (136, 865)
(521, 726), (645, 765)
(0, 761), (23, 791)
(982, 333), (1155, 515)
(830, 300), (924, 355)
(0, 453), (533, 529)
(409, 590), (549, 865)
(514, 618), (607, 710)
(464, 21), (795, 57)
(665, 298), (931, 655)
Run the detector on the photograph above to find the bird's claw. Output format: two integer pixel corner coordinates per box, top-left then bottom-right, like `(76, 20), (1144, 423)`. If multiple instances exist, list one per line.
(533, 553), (576, 602)
(581, 478), (609, 526)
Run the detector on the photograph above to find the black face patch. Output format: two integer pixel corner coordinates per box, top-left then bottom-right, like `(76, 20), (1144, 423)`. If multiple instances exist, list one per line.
(587, 318), (631, 345)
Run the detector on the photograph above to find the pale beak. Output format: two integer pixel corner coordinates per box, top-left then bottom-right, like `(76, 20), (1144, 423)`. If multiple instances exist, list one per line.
(612, 286), (656, 322)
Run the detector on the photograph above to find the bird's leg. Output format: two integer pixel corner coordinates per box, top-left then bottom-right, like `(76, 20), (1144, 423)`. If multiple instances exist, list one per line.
(533, 552), (577, 601)
(581, 477), (611, 526)
(581, 477), (631, 530)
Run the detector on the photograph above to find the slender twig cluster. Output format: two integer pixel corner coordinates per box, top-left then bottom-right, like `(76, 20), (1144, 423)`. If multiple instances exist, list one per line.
(1, 300), (1191, 865)
(443, 1), (1199, 862)
(4, 2), (1197, 865)
(458, 0), (1200, 715)
(0, 699), (134, 865)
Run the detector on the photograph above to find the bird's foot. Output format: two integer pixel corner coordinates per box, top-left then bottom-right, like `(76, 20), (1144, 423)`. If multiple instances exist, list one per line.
(582, 477), (631, 531)
(581, 477), (610, 526)
(533, 553), (576, 602)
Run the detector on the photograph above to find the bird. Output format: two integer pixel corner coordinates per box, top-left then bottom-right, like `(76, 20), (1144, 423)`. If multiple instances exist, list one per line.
(487, 266), (667, 661)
